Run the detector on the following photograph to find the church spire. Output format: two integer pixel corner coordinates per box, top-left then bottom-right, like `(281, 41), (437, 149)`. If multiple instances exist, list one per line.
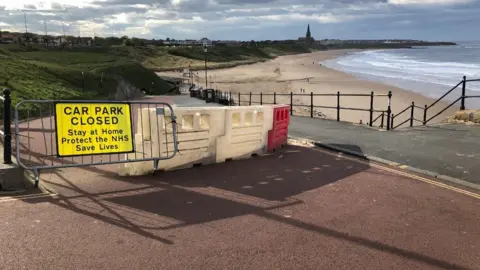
(306, 24), (311, 39)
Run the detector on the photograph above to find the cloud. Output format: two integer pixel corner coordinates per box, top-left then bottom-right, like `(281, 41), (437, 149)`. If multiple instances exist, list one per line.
(389, 0), (473, 4)
(0, 0), (479, 40)
(23, 4), (37, 9)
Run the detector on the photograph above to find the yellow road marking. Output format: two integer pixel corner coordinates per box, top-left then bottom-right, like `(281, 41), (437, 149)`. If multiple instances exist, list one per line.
(0, 191), (57, 203)
(309, 147), (480, 200)
(399, 165), (409, 169)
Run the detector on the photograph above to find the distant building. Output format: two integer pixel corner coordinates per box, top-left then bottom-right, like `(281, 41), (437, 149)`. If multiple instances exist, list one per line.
(214, 40), (241, 46)
(185, 39), (197, 45)
(54, 36), (64, 46)
(79, 37), (93, 47)
(199, 37), (212, 46)
(297, 24), (315, 45)
(159, 37), (243, 47)
(0, 33), (15, 44)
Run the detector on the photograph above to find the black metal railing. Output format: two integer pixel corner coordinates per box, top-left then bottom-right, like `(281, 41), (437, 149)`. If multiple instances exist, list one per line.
(371, 111), (386, 128)
(190, 76), (479, 131)
(1, 88), (12, 164)
(191, 88), (393, 130)
(391, 76), (480, 130)
(235, 91), (392, 129)
(189, 88), (234, 105)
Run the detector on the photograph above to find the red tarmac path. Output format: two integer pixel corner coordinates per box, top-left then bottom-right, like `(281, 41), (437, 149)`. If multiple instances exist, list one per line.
(1, 143), (480, 269)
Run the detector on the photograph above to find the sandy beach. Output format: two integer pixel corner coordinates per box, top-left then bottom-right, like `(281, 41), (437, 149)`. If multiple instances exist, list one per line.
(159, 49), (458, 127)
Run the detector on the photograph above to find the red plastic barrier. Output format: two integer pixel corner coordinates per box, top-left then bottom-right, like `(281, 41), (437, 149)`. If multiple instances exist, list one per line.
(267, 105), (290, 152)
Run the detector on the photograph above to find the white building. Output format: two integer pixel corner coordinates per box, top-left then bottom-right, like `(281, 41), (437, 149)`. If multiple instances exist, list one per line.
(199, 37), (212, 46)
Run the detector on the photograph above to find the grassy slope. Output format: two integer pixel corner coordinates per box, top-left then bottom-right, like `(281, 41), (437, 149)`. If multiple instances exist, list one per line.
(0, 43), (310, 113)
(143, 44), (311, 71)
(0, 45), (175, 108)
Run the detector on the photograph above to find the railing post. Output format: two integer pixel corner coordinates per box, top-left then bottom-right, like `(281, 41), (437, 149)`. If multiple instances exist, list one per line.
(336, 91), (340, 121)
(3, 88), (12, 164)
(410, 102), (414, 127)
(238, 92), (241, 106)
(423, 105), (427, 125)
(290, 92), (293, 116)
(310, 92), (314, 118)
(249, 92), (252, 106)
(460, 76), (466, 110)
(386, 91), (392, 130)
(260, 92), (263, 105)
(229, 91), (232, 106)
(274, 92), (276, 105)
(391, 114), (395, 130)
(380, 112), (384, 128)
(369, 91), (374, 127)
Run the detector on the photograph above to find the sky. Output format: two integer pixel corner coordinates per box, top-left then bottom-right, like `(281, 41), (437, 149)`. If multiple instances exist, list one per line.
(0, 0), (479, 41)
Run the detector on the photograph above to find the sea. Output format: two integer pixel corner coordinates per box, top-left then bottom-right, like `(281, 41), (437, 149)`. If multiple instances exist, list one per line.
(322, 41), (480, 109)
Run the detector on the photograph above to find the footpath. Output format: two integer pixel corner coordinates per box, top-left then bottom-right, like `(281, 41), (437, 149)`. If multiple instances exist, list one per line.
(1, 144), (480, 269)
(289, 116), (480, 186)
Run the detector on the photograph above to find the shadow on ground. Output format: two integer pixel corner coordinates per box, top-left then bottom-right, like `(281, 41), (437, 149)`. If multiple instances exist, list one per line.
(149, 144), (369, 201)
(97, 144), (368, 228)
(20, 144), (471, 269)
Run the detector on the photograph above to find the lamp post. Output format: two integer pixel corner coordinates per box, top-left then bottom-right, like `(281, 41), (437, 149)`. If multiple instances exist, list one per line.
(189, 64), (192, 85)
(81, 71), (85, 92)
(203, 42), (208, 88)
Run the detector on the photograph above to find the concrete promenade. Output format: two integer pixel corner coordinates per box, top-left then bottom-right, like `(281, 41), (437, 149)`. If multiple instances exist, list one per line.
(289, 116), (480, 185)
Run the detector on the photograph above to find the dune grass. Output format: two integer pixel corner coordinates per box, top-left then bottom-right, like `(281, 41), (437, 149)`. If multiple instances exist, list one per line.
(143, 44), (311, 71)
(446, 110), (480, 124)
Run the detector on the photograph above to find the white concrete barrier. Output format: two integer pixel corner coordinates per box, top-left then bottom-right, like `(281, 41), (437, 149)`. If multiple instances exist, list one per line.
(119, 105), (275, 176)
(158, 107), (226, 170)
(119, 107), (164, 176)
(119, 106), (226, 176)
(137, 107), (154, 141)
(216, 105), (274, 162)
(119, 139), (160, 176)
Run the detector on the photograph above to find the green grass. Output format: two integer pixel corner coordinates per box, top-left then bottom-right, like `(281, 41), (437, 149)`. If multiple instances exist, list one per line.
(0, 46), (176, 115)
(143, 44), (311, 71)
(0, 43), (310, 117)
(168, 46), (271, 62)
(259, 44), (312, 56)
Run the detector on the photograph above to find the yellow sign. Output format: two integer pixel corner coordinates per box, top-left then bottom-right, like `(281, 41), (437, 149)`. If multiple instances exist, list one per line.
(55, 103), (134, 157)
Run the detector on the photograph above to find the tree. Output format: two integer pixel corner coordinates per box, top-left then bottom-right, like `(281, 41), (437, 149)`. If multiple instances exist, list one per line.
(123, 38), (133, 46)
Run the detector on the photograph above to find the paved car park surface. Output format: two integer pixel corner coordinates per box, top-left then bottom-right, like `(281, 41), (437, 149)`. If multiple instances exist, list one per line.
(289, 116), (480, 185)
(1, 144), (480, 269)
